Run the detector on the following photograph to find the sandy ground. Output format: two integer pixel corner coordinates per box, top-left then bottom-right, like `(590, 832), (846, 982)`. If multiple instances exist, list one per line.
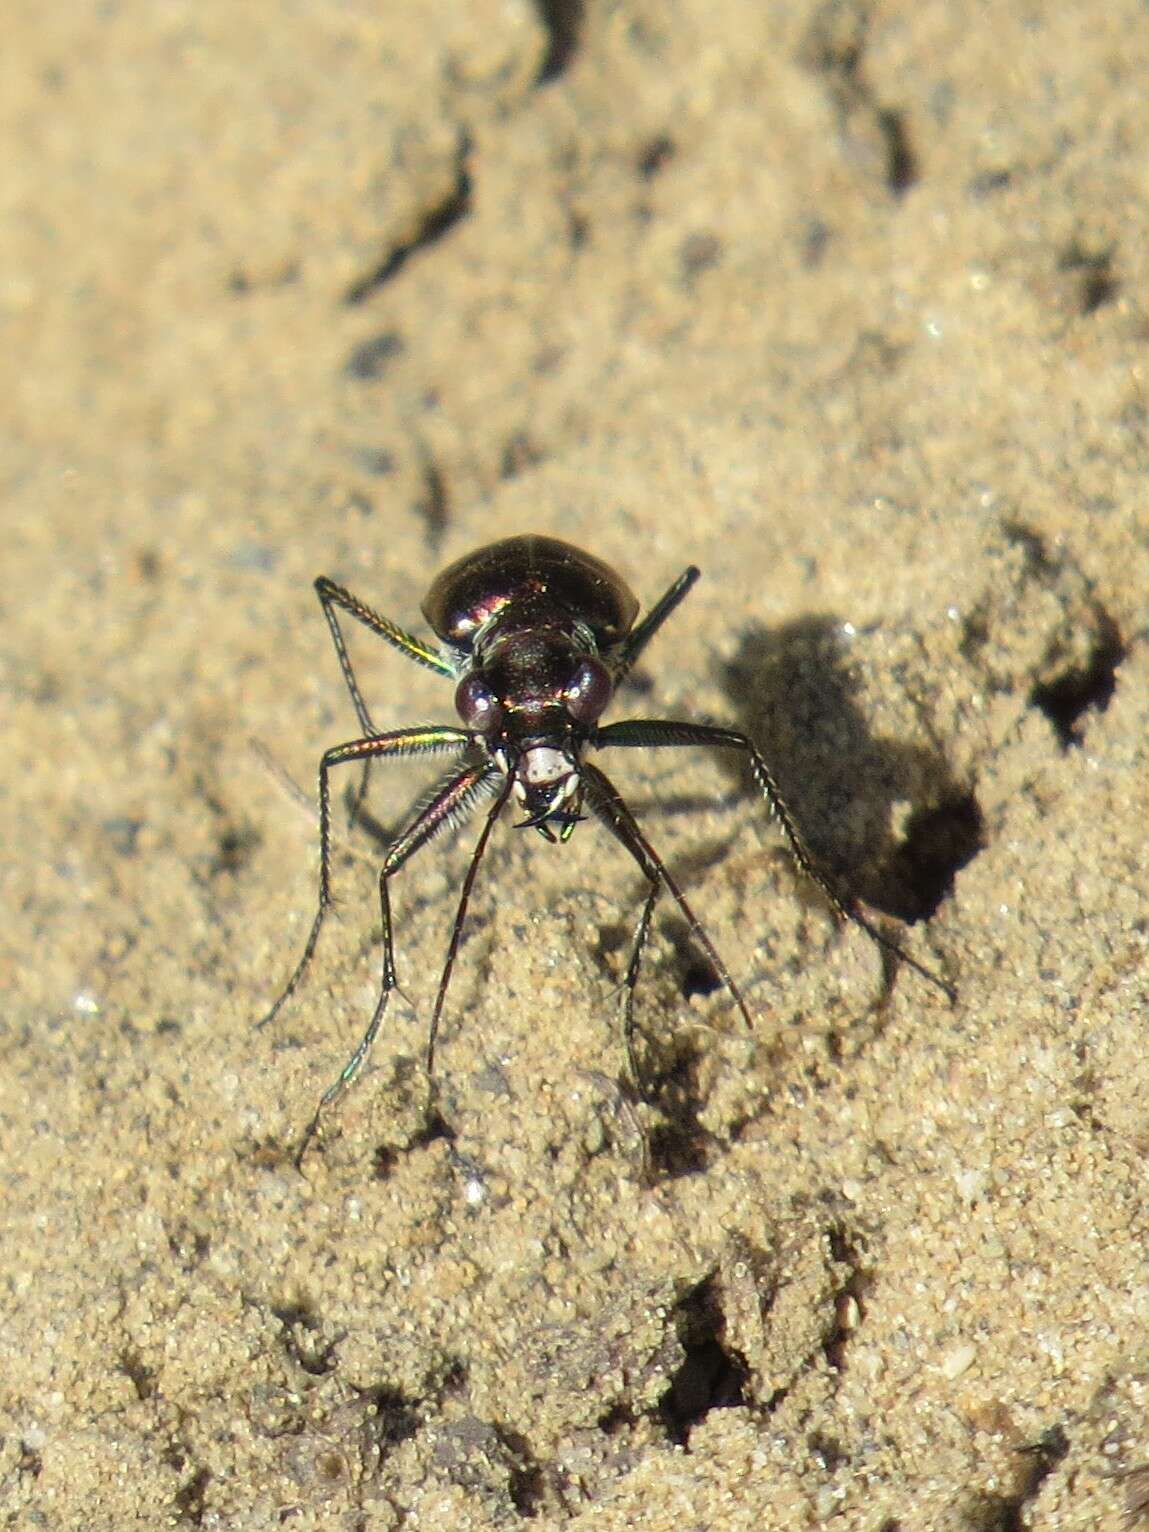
(4, 1), (1149, 1527)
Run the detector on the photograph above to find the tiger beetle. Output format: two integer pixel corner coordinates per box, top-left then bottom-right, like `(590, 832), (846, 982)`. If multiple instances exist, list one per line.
(259, 533), (954, 1162)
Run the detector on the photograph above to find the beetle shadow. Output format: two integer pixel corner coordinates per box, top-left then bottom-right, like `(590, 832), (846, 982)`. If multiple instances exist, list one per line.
(612, 612), (982, 1181)
(718, 614), (982, 923)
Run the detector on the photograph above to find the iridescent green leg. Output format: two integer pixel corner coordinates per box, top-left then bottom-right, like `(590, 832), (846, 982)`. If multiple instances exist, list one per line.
(595, 719), (955, 1001)
(609, 567), (699, 687)
(258, 726), (473, 1034)
(290, 749), (500, 1164)
(424, 774), (515, 1079)
(313, 575), (455, 824)
(581, 761), (755, 1089)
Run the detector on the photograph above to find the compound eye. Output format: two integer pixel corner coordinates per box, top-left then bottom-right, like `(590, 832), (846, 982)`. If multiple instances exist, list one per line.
(564, 656), (612, 723)
(455, 671), (503, 733)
